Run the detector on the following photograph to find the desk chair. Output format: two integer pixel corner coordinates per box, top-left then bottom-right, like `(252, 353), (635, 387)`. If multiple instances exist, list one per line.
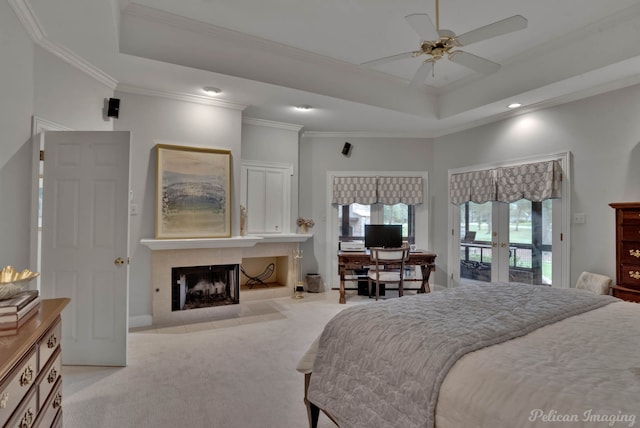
(368, 247), (410, 301)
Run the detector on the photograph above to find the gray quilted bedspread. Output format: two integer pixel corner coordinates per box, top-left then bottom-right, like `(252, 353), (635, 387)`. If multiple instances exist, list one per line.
(307, 283), (617, 428)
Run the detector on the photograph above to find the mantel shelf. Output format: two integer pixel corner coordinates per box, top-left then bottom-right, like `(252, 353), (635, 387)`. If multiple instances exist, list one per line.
(140, 234), (312, 251)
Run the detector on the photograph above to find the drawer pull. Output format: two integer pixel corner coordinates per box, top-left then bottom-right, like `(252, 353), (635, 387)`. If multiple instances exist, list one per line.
(630, 249), (640, 258)
(47, 367), (58, 384)
(52, 392), (62, 410)
(47, 333), (58, 349)
(19, 366), (34, 387)
(19, 408), (34, 428)
(629, 271), (640, 280)
(0, 392), (8, 409)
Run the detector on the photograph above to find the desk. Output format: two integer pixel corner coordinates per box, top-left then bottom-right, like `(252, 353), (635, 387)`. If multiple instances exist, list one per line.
(337, 250), (437, 304)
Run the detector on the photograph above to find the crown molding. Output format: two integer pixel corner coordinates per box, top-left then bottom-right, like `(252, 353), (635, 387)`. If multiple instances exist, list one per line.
(242, 117), (303, 132)
(116, 84), (248, 110)
(301, 131), (430, 139)
(9, 0), (118, 90)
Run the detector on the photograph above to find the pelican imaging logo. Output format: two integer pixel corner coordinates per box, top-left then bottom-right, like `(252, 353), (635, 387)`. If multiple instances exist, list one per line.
(529, 409), (636, 427)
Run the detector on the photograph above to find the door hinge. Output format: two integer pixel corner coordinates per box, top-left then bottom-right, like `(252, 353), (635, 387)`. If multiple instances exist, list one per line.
(560, 233), (563, 241)
(39, 150), (44, 161)
(452, 228), (454, 236)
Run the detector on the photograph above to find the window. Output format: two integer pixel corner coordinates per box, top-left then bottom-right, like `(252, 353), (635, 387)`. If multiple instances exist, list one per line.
(338, 203), (415, 244)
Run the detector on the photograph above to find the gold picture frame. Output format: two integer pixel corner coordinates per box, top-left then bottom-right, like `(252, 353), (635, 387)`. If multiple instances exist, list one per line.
(155, 144), (232, 239)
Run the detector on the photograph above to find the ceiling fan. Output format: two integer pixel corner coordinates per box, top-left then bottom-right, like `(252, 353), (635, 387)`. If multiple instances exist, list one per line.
(362, 0), (527, 85)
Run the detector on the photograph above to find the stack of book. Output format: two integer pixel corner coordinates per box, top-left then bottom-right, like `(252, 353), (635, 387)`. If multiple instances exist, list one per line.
(0, 289), (40, 336)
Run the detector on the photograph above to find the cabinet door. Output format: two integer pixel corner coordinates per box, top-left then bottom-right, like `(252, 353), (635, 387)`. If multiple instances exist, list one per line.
(242, 162), (292, 234)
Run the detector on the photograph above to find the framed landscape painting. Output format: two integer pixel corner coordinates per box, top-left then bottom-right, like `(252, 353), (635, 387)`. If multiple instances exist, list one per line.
(156, 144), (232, 239)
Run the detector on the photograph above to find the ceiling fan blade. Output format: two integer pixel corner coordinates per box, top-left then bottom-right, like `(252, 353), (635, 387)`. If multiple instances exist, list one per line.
(405, 14), (440, 41)
(449, 51), (500, 74)
(455, 15), (527, 46)
(361, 51), (417, 67)
(409, 61), (434, 88)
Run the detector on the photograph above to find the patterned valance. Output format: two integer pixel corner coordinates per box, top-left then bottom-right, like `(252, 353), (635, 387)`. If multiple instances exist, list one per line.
(495, 160), (562, 203)
(377, 176), (423, 205)
(450, 170), (496, 205)
(450, 160), (562, 205)
(332, 176), (424, 205)
(332, 176), (377, 205)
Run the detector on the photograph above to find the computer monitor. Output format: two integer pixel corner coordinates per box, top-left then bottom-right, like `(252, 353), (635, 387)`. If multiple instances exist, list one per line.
(364, 224), (403, 249)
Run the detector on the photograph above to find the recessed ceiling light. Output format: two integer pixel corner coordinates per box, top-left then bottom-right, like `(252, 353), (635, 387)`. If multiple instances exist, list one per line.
(295, 105), (313, 111)
(203, 86), (222, 95)
(507, 103), (522, 109)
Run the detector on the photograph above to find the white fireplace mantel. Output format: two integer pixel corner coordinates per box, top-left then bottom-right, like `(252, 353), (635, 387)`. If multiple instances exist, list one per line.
(140, 233), (312, 251)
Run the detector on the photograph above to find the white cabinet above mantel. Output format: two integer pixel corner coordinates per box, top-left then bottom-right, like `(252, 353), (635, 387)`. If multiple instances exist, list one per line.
(140, 234), (311, 251)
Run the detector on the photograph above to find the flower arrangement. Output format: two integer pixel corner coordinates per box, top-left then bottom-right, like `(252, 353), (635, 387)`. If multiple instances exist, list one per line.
(297, 217), (315, 228)
(297, 217), (315, 233)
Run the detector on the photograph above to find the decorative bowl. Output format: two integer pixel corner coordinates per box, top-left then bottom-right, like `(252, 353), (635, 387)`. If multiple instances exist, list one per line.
(0, 266), (40, 300)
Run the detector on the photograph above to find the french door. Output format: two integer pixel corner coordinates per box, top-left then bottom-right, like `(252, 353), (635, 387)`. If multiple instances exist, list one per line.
(450, 153), (570, 288)
(459, 199), (555, 285)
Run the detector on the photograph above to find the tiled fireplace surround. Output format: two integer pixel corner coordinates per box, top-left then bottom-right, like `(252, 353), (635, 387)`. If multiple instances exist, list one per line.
(141, 235), (310, 325)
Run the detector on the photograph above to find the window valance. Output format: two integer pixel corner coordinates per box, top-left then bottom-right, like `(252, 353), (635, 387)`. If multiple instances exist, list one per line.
(450, 160), (562, 205)
(331, 176), (377, 205)
(332, 176), (424, 206)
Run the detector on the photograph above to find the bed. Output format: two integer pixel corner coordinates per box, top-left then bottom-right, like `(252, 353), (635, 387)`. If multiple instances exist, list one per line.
(297, 283), (640, 428)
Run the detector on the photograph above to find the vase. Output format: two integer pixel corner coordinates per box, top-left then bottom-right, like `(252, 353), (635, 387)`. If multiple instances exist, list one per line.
(299, 224), (308, 234)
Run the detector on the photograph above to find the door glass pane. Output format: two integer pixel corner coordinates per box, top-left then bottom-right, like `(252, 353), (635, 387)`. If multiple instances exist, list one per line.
(460, 202), (492, 282)
(508, 199), (552, 285)
(509, 200), (533, 283)
(541, 199), (553, 285)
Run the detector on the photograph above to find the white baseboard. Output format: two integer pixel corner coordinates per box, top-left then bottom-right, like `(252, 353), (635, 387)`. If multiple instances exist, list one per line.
(129, 314), (153, 328)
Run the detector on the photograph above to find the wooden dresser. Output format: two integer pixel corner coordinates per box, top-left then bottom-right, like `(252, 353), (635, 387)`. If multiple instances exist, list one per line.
(0, 298), (70, 428)
(610, 202), (640, 303)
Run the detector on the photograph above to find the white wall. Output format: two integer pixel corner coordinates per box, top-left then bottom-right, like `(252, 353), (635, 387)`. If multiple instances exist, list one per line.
(241, 120), (301, 232)
(114, 91), (243, 321)
(432, 84), (640, 287)
(298, 136), (434, 284)
(0, 3), (35, 268)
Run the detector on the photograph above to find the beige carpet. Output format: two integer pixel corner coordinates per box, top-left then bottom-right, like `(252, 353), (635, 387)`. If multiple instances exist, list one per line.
(61, 289), (381, 428)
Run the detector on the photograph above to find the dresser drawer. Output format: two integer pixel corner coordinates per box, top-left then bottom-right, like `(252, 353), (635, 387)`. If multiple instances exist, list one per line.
(619, 264), (640, 286)
(37, 348), (61, 410)
(620, 209), (640, 224)
(0, 347), (37, 426)
(38, 321), (61, 371)
(5, 383), (37, 428)
(620, 225), (640, 241)
(34, 377), (61, 428)
(620, 241), (640, 263)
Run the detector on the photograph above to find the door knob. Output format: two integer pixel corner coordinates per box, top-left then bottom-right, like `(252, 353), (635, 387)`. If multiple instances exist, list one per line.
(114, 257), (125, 265)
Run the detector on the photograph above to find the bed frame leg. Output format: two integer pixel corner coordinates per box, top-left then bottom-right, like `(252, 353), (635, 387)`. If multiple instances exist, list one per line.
(304, 373), (320, 428)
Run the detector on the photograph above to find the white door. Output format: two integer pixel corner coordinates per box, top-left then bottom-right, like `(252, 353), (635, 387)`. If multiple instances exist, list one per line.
(40, 131), (130, 366)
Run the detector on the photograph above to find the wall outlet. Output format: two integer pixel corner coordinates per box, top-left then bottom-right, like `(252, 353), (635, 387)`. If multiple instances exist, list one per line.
(573, 213), (586, 224)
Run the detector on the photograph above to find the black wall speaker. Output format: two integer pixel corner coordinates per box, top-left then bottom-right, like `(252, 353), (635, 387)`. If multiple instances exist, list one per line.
(342, 142), (352, 156)
(107, 98), (120, 118)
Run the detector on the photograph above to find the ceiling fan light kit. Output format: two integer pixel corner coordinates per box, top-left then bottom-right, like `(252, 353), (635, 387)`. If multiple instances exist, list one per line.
(362, 0), (527, 85)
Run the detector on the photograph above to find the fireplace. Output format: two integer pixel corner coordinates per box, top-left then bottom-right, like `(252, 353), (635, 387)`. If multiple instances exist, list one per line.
(141, 236), (311, 326)
(172, 264), (239, 311)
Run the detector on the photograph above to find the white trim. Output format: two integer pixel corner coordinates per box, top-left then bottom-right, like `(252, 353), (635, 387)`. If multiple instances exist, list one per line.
(243, 117), (303, 132)
(241, 159), (294, 174)
(446, 151), (571, 289)
(303, 131), (430, 139)
(116, 84), (247, 110)
(31, 116), (72, 136)
(9, 0), (118, 90)
(129, 315), (153, 329)
(325, 170), (429, 289)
